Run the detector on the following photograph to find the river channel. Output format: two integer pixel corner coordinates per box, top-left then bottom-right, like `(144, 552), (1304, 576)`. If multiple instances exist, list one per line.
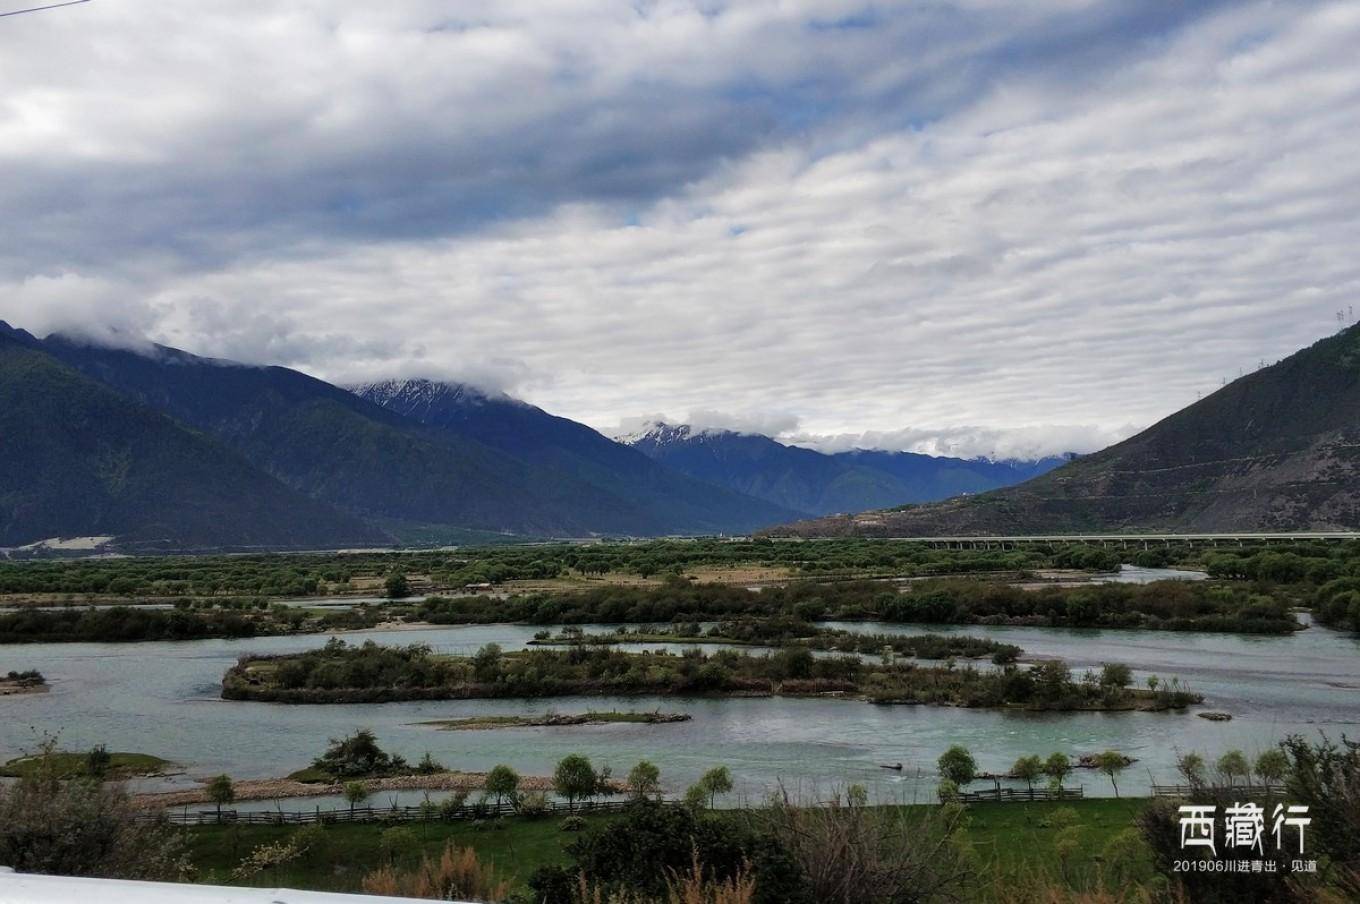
(3, 600), (1357, 806)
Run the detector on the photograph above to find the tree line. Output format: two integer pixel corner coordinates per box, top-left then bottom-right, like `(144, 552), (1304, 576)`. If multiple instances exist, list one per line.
(220, 639), (1197, 712)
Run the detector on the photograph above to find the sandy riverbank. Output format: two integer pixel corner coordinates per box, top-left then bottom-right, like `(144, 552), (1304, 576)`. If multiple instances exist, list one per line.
(130, 770), (573, 810)
(0, 681), (48, 697)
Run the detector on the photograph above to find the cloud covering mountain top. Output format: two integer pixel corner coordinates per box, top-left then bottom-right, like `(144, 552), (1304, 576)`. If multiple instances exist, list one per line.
(2, 1), (1357, 459)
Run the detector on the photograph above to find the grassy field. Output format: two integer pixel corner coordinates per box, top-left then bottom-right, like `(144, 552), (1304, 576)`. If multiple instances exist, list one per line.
(0, 751), (172, 779)
(184, 810), (616, 891)
(182, 798), (1151, 897)
(963, 798), (1153, 896)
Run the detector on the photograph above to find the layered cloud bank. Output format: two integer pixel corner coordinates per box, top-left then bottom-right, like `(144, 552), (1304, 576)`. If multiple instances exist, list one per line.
(2, 1), (1358, 458)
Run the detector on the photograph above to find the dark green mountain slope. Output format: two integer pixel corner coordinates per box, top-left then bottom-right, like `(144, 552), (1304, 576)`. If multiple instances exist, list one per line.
(765, 326), (1360, 537)
(23, 334), (652, 537)
(0, 330), (381, 550)
(23, 330), (791, 537)
(353, 380), (800, 534)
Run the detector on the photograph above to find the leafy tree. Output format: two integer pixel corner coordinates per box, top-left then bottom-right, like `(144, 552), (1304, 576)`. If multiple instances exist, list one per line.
(1255, 749), (1288, 787)
(471, 643), (503, 683)
(0, 738), (187, 880)
(1045, 752), (1072, 791)
(627, 760), (661, 800)
(1217, 750), (1250, 786)
(416, 751), (444, 775)
(344, 781), (369, 815)
(85, 744), (112, 779)
(1094, 751), (1127, 797)
(544, 798), (809, 904)
(696, 766), (733, 809)
(1034, 660), (1073, 703)
(553, 754), (599, 810)
(313, 728), (405, 779)
(1277, 734), (1360, 900)
(1178, 751), (1206, 786)
(1012, 755), (1044, 793)
(1099, 662), (1133, 689)
(484, 764), (520, 809)
(207, 774), (235, 818)
(937, 746), (977, 787)
(384, 570), (410, 599)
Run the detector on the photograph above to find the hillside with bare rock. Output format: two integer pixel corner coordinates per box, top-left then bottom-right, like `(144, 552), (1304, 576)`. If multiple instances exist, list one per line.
(764, 325), (1360, 537)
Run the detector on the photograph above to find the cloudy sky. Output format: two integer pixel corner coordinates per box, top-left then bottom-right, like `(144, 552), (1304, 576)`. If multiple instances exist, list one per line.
(2, 1), (1358, 459)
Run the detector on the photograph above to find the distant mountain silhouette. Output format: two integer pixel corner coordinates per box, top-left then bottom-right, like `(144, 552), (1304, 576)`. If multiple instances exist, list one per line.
(0, 319), (810, 548)
(353, 379), (801, 534)
(765, 326), (1360, 536)
(622, 422), (1061, 516)
(18, 332), (803, 540)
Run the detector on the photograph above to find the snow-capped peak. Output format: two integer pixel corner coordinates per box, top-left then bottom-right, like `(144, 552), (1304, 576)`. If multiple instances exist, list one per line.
(616, 420), (750, 447)
(615, 420), (692, 445)
(351, 377), (516, 409)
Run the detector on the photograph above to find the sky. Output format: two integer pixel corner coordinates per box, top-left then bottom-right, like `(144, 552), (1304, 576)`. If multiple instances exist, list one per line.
(1, 1), (1358, 460)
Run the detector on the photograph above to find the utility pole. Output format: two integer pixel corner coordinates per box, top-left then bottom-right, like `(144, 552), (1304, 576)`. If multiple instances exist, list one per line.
(0, 0), (89, 18)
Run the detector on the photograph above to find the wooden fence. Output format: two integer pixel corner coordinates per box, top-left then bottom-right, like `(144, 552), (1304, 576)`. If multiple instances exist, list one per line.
(142, 798), (640, 827)
(956, 786), (1084, 803)
(1150, 784), (1285, 799)
(145, 785), (1100, 826)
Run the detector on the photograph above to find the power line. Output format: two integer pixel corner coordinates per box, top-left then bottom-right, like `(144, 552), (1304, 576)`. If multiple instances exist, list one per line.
(0, 0), (89, 18)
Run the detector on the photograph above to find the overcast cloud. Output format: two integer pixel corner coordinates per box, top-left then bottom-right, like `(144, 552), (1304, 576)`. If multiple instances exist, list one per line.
(1, 1), (1357, 459)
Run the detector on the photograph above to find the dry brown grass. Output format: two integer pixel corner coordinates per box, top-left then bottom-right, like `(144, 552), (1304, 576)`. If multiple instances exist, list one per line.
(683, 565), (795, 584)
(498, 564), (797, 595)
(360, 842), (511, 901)
(989, 876), (1158, 904)
(752, 788), (973, 903)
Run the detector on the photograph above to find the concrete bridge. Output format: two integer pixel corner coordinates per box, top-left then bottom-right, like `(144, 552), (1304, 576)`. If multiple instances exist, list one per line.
(842, 532), (1360, 550)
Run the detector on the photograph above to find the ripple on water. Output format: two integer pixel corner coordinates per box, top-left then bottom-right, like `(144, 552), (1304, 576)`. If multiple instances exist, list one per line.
(2, 616), (1358, 800)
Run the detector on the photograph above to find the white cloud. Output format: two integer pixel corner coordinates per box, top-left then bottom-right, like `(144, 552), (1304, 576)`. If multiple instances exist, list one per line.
(1, 1), (1357, 457)
(786, 424), (1140, 461)
(683, 409), (802, 437)
(0, 273), (155, 351)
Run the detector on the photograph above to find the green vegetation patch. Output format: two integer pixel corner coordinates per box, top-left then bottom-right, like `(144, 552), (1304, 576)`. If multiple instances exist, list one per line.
(532, 617), (1022, 663)
(183, 811), (616, 893)
(222, 638), (1200, 712)
(0, 750), (171, 780)
(414, 573), (1300, 635)
(0, 602), (385, 644)
(419, 711), (691, 730)
(288, 729), (444, 783)
(961, 798), (1153, 898)
(179, 798), (1150, 899)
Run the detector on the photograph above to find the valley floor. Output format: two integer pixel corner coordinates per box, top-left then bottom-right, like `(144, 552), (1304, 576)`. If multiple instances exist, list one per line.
(183, 798), (1151, 900)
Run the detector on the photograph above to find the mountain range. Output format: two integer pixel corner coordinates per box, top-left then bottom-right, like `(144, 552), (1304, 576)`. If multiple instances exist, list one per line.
(1, 321), (1056, 551)
(766, 324), (1360, 537)
(349, 379), (800, 535)
(621, 423), (1063, 516)
(0, 326), (381, 550)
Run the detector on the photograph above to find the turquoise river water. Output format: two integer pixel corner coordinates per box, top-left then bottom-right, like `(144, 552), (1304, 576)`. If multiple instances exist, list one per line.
(3, 598), (1358, 807)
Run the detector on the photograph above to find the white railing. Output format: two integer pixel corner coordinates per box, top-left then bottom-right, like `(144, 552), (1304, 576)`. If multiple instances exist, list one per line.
(0, 869), (466, 904)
